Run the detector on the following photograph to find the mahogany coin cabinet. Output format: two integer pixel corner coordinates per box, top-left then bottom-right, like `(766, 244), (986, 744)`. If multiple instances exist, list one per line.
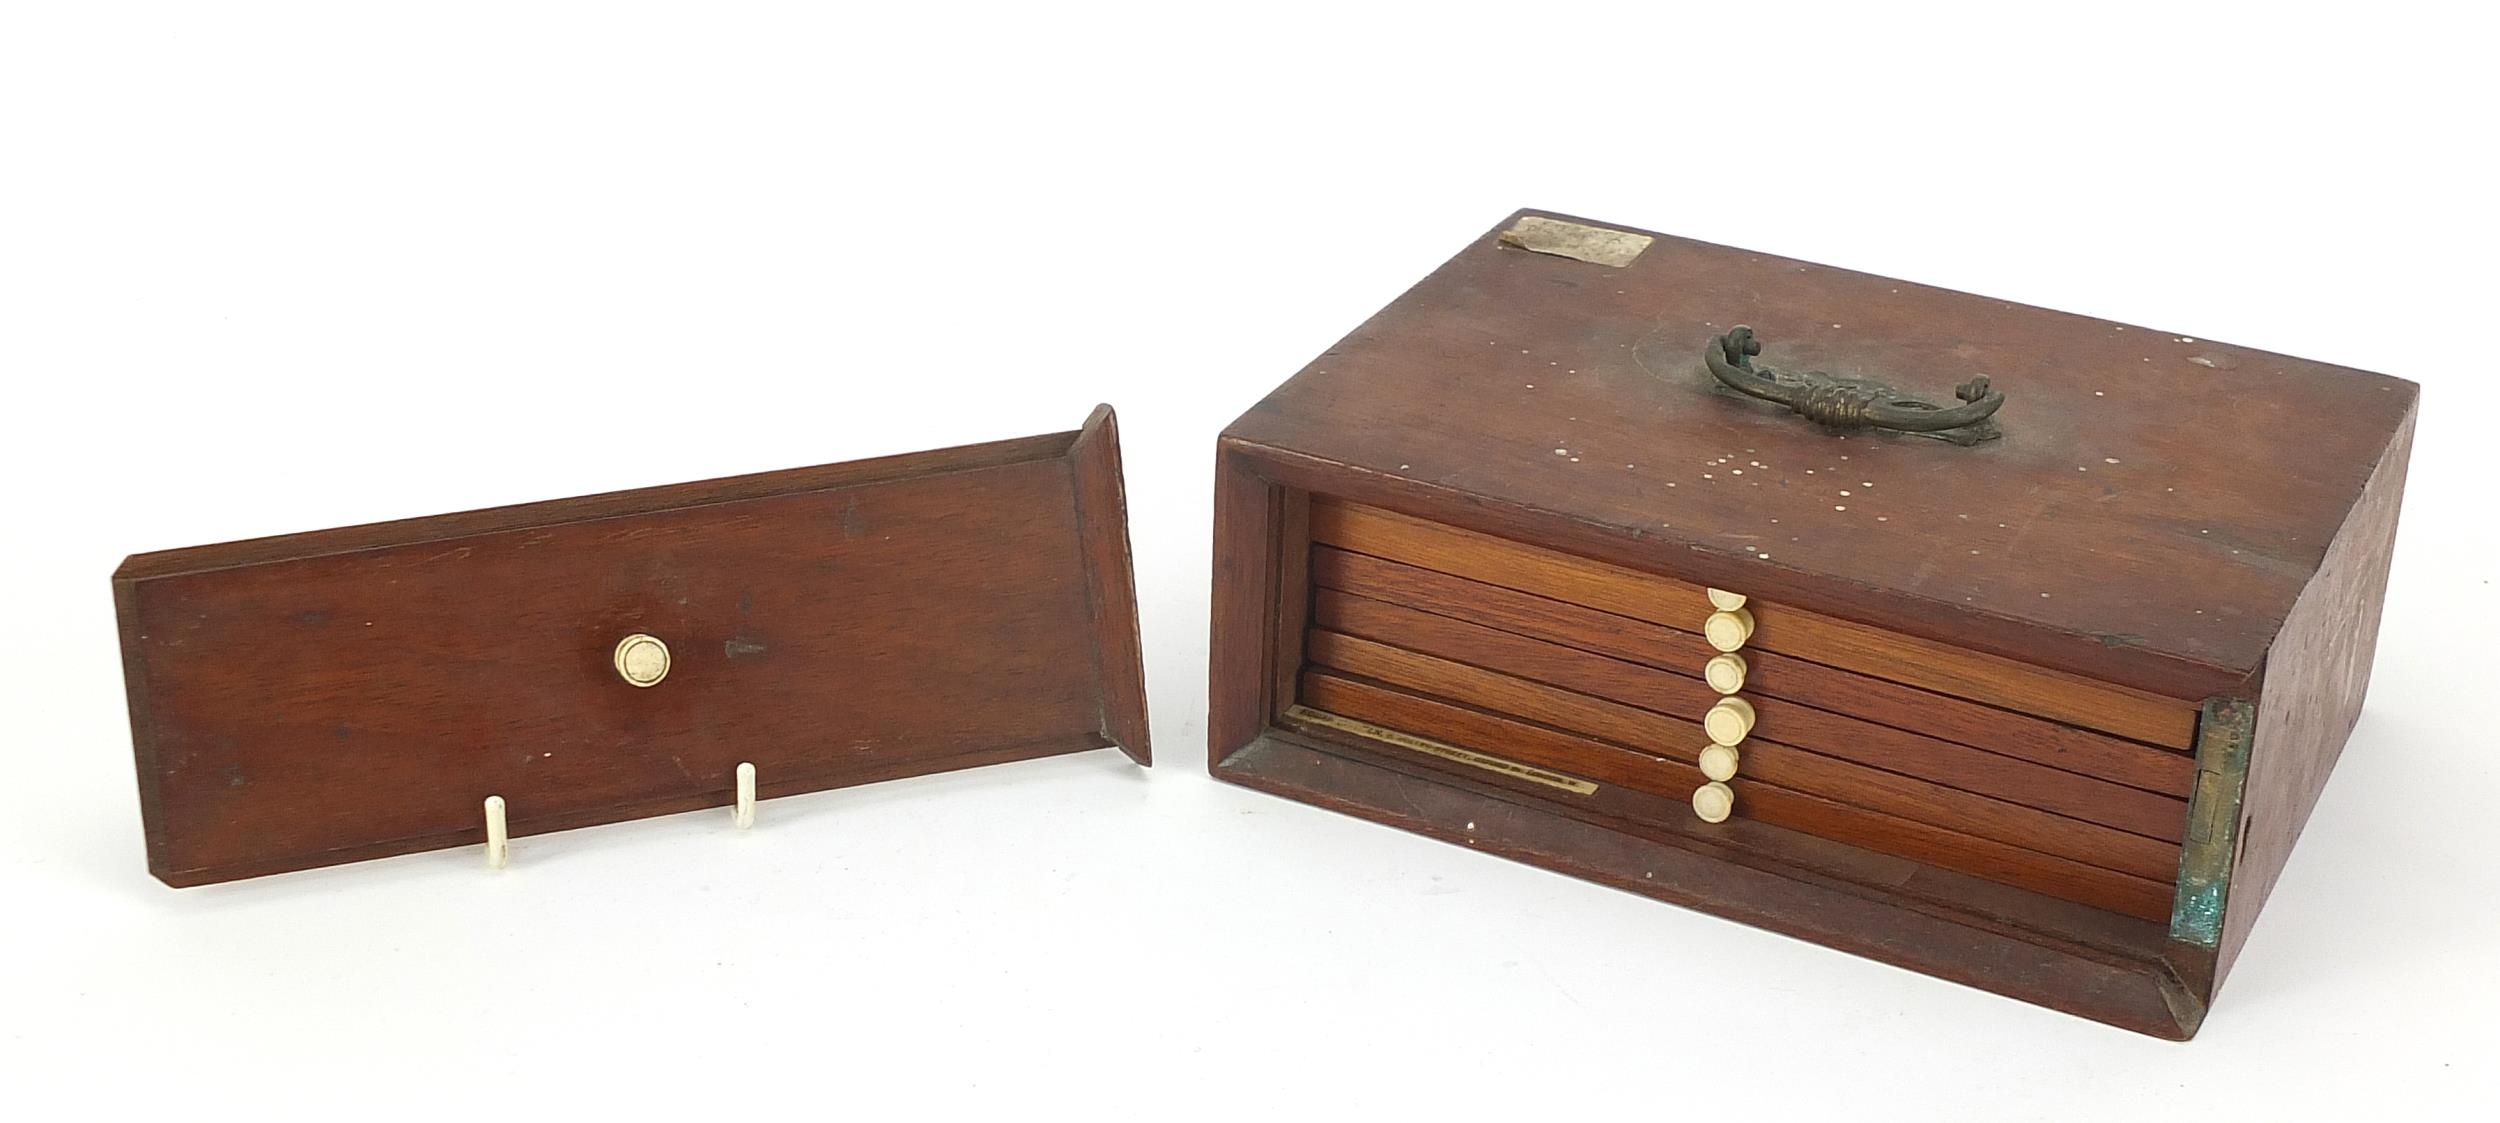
(1208, 211), (2416, 1037)
(116, 406), (1149, 887)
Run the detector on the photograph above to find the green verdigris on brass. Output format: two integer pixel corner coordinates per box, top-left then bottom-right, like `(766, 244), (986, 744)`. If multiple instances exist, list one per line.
(2171, 698), (2256, 947)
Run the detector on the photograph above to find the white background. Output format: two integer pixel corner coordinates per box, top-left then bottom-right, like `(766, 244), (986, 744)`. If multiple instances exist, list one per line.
(4, 3), (2494, 1118)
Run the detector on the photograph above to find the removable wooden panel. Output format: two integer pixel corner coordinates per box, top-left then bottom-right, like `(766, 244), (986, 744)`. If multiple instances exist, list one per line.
(116, 406), (1150, 887)
(1209, 209), (2418, 1038)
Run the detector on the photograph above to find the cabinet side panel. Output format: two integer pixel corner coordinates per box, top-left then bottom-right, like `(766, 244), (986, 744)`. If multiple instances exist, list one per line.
(2220, 401), (2416, 985)
(1209, 443), (1285, 767)
(113, 576), (172, 875)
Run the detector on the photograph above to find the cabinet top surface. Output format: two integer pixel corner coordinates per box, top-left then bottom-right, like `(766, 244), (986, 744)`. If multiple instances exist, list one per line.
(1223, 210), (2417, 686)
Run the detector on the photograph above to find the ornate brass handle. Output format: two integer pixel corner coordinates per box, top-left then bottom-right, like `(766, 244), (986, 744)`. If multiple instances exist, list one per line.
(1703, 326), (2005, 445)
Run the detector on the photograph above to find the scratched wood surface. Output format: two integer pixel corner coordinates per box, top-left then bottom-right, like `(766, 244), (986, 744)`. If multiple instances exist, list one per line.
(116, 408), (1150, 887)
(1223, 209), (2417, 702)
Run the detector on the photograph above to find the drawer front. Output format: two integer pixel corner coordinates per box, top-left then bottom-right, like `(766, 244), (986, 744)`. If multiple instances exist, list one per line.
(117, 412), (1148, 886)
(1291, 499), (2200, 922)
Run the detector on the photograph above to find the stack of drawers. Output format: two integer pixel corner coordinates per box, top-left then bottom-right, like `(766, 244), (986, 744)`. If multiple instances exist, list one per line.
(1290, 498), (2202, 923)
(1214, 209), (2415, 1034)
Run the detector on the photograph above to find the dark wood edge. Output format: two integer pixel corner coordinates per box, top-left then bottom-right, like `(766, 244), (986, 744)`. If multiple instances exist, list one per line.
(113, 427), (1083, 582)
(1215, 731), (2202, 1039)
(1068, 404), (1152, 766)
(1208, 436), (2242, 706)
(1268, 491), (1313, 724)
(1209, 440), (1288, 770)
(112, 578), (172, 877)
(152, 730), (1117, 888)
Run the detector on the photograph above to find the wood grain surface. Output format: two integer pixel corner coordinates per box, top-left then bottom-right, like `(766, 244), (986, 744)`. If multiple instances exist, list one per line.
(1298, 673), (2175, 922)
(1225, 209), (2418, 701)
(1301, 632), (2180, 883)
(1311, 588), (2189, 841)
(1313, 498), (2197, 747)
(2217, 404), (2418, 986)
(1310, 546), (2195, 794)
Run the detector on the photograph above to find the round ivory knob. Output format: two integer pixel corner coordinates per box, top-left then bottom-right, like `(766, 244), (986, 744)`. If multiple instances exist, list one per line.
(1703, 607), (1756, 652)
(1704, 696), (1756, 747)
(1693, 781), (1735, 823)
(1698, 743), (1740, 782)
(613, 633), (671, 687)
(1703, 652), (1748, 695)
(1706, 587), (1748, 612)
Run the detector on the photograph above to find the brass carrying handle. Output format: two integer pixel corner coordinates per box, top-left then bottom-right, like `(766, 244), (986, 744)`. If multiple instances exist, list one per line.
(1703, 326), (2005, 442)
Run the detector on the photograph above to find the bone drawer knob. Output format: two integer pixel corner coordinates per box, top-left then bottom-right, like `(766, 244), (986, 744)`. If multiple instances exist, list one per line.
(1704, 608), (1755, 652)
(1706, 587), (1748, 612)
(1698, 744), (1741, 783)
(1704, 696), (1757, 747)
(1692, 781), (1735, 824)
(1703, 652), (1748, 695)
(612, 633), (671, 687)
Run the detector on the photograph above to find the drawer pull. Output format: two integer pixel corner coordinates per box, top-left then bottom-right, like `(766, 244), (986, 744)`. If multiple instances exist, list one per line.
(1692, 781), (1735, 824)
(1706, 587), (1748, 611)
(1698, 744), (1741, 783)
(1704, 608), (1755, 652)
(1703, 325), (2005, 446)
(1703, 652), (1748, 694)
(1704, 697), (1757, 747)
(613, 633), (672, 687)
